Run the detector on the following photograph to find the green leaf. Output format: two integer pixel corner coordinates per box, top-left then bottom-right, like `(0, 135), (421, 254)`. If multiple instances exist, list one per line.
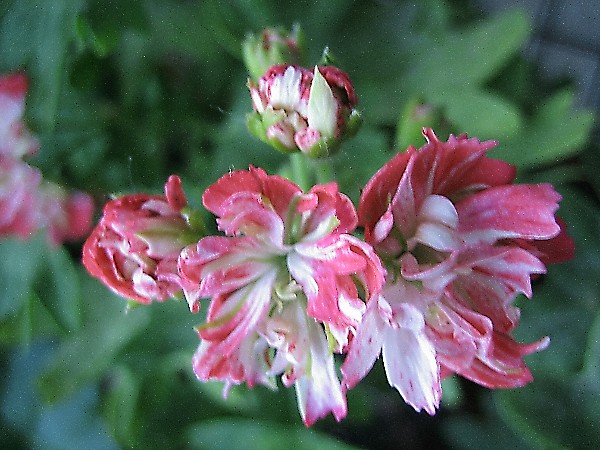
(490, 89), (594, 168)
(433, 89), (523, 139)
(33, 246), (81, 332)
(403, 9), (530, 92)
(0, 236), (44, 320)
(186, 418), (363, 450)
(102, 365), (140, 448)
(0, 0), (83, 131)
(38, 283), (151, 403)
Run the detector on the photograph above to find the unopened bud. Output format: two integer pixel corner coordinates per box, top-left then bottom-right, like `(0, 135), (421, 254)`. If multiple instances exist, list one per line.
(247, 64), (361, 158)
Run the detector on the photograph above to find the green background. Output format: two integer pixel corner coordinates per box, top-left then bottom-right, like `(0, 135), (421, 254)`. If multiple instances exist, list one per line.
(1, 1), (598, 448)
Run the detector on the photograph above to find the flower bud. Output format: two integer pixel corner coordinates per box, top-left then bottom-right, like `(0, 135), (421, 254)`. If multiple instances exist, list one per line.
(82, 175), (197, 305)
(242, 26), (305, 80)
(247, 64), (361, 158)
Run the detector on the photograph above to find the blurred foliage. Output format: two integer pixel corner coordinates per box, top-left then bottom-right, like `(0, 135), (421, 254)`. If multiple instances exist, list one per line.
(0, 0), (598, 449)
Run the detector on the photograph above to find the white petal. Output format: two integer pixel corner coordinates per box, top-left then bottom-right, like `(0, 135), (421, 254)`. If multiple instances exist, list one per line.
(307, 66), (337, 137)
(382, 326), (441, 415)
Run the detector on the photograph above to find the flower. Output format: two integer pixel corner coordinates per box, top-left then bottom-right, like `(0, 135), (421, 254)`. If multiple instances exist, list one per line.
(40, 186), (95, 246)
(247, 64), (361, 157)
(0, 158), (43, 239)
(83, 175), (193, 305)
(0, 72), (94, 245)
(0, 73), (39, 159)
(178, 166), (384, 426)
(342, 128), (573, 414)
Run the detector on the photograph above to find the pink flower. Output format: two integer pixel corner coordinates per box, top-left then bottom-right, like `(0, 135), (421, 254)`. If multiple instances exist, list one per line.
(0, 73), (39, 159)
(179, 166), (384, 426)
(342, 128), (572, 414)
(40, 187), (95, 246)
(0, 71), (95, 245)
(82, 175), (192, 305)
(247, 64), (361, 157)
(0, 158), (42, 239)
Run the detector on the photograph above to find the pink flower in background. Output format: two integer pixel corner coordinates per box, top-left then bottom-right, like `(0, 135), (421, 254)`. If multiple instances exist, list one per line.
(342, 128), (573, 414)
(0, 158), (42, 239)
(41, 187), (95, 246)
(0, 71), (95, 245)
(179, 166), (384, 426)
(83, 175), (191, 305)
(247, 64), (361, 157)
(0, 73), (39, 159)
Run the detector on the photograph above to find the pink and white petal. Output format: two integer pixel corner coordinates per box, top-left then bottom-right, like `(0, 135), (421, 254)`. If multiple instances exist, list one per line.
(391, 156), (418, 237)
(399, 252), (457, 293)
(202, 170), (262, 216)
(295, 318), (347, 427)
(515, 216), (575, 266)
(267, 122), (297, 148)
(164, 175), (187, 211)
(413, 222), (461, 252)
(295, 127), (321, 153)
(294, 237), (366, 274)
(418, 194), (459, 229)
(215, 192), (279, 236)
(451, 247), (546, 332)
(268, 65), (303, 110)
(419, 128), (512, 196)
(381, 324), (441, 415)
(459, 246), (546, 299)
(200, 269), (277, 355)
(426, 300), (493, 373)
(289, 253), (341, 324)
(341, 299), (386, 389)
(457, 332), (549, 388)
(371, 209), (394, 245)
(457, 184), (561, 244)
(342, 235), (386, 299)
(358, 148), (415, 231)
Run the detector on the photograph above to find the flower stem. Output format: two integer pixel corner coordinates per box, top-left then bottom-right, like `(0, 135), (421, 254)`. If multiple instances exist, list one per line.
(290, 152), (311, 192)
(313, 157), (334, 184)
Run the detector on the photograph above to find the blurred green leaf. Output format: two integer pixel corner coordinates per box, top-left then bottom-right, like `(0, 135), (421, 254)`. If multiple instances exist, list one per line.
(38, 284), (151, 403)
(490, 90), (594, 168)
(33, 246), (81, 332)
(403, 9), (530, 92)
(0, 236), (44, 320)
(435, 90), (522, 139)
(75, 0), (148, 57)
(102, 365), (140, 448)
(0, 0), (83, 131)
(186, 418), (363, 450)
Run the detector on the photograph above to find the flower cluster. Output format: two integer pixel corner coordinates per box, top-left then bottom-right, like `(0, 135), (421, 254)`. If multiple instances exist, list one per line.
(82, 54), (573, 425)
(0, 73), (93, 244)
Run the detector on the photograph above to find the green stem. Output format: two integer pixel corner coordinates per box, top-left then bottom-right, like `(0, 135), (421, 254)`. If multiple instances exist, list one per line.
(290, 152), (311, 192)
(313, 157), (334, 184)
